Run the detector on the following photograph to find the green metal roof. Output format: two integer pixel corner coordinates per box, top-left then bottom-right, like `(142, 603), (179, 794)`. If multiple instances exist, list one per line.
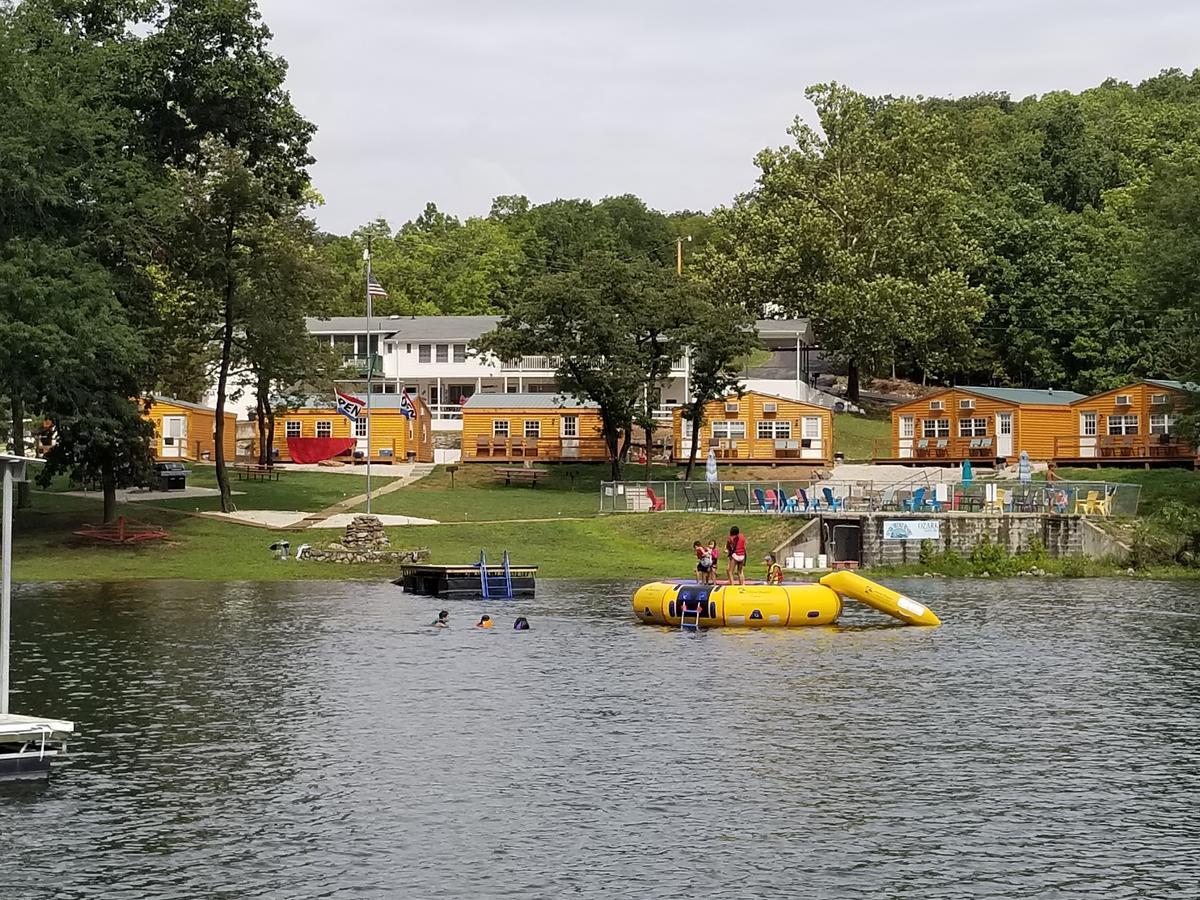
(1145, 379), (1197, 393)
(956, 385), (1086, 406)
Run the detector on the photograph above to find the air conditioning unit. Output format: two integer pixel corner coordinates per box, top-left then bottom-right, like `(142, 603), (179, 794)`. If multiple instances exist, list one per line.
(763, 402), (778, 414)
(724, 402), (739, 413)
(1115, 394), (1132, 406)
(929, 400), (945, 411)
(1150, 393), (1169, 405)
(959, 399), (975, 410)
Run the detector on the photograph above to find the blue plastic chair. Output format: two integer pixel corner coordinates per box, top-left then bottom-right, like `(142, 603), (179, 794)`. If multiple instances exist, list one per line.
(752, 488), (773, 512)
(904, 487), (926, 512)
(822, 486), (844, 511)
(798, 487), (818, 511)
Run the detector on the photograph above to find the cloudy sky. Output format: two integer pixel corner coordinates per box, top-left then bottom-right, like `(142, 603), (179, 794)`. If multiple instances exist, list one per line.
(256, 0), (1200, 234)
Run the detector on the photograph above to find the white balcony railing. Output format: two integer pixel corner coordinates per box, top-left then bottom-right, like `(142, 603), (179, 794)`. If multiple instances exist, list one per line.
(501, 356), (556, 372)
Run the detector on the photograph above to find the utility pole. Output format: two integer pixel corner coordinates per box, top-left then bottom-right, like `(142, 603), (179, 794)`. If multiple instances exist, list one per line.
(364, 238), (373, 514)
(675, 236), (692, 276)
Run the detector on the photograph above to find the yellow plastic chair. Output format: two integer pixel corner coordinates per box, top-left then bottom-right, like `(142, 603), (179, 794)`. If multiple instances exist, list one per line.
(1097, 490), (1113, 517)
(1074, 490), (1100, 514)
(984, 488), (1009, 513)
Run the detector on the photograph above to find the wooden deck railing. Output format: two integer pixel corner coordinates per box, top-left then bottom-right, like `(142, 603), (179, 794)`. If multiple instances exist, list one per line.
(873, 438), (1002, 461)
(1053, 435), (1196, 460)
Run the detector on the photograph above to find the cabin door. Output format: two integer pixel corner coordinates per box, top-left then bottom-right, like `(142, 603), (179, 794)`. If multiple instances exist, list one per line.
(1078, 412), (1097, 458)
(800, 417), (823, 460)
(561, 415), (580, 459)
(995, 412), (1013, 458)
(898, 415), (914, 458)
(161, 415), (186, 458)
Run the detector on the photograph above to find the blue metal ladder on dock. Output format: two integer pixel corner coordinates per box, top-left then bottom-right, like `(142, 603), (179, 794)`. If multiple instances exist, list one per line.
(477, 550), (515, 600)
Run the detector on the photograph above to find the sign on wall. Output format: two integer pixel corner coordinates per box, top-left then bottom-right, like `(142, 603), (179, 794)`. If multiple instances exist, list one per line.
(883, 520), (942, 541)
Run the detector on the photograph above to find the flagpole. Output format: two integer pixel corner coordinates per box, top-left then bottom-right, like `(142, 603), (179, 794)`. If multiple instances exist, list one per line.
(364, 238), (373, 514)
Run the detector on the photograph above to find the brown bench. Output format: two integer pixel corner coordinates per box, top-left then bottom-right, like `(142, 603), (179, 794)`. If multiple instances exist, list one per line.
(493, 466), (548, 487)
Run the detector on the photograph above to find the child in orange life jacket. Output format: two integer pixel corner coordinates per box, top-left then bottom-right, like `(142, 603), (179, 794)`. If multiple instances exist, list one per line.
(764, 553), (784, 585)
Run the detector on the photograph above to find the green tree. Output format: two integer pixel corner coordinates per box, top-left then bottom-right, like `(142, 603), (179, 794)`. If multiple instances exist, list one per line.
(476, 255), (687, 480)
(679, 295), (759, 480)
(703, 83), (989, 399)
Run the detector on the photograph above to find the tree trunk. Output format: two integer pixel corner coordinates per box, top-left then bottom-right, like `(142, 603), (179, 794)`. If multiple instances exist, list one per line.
(683, 402), (704, 481)
(255, 379), (271, 466)
(847, 361), (861, 402)
(214, 258), (236, 513)
(266, 407), (276, 467)
(101, 458), (117, 524)
(9, 393), (30, 509)
(643, 421), (653, 479)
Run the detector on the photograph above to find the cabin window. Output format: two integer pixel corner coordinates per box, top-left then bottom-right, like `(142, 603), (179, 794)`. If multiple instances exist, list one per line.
(453, 344), (467, 363)
(418, 344), (431, 363)
(1107, 414), (1139, 435)
(711, 420), (746, 439)
(436, 344), (449, 363)
(493, 420), (510, 438)
(1150, 393), (1170, 405)
(958, 417), (987, 438)
(1150, 414), (1176, 435)
(1080, 412), (1097, 437)
(802, 417), (822, 440)
(355, 417), (368, 438)
(899, 416), (914, 439)
(757, 420), (792, 439)
(922, 418), (950, 438)
(562, 416), (579, 438)
(285, 420), (302, 438)
(316, 420), (333, 438)
(524, 420), (541, 438)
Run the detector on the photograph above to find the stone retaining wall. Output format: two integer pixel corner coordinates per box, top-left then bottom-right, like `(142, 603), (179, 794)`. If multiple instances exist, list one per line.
(771, 512), (1132, 568)
(300, 547), (430, 565)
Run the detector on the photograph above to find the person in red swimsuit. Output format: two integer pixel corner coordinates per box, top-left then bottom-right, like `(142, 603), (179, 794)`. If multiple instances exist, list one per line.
(726, 526), (747, 586)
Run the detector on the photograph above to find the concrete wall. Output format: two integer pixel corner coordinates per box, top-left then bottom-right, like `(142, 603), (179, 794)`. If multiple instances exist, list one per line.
(817, 512), (1103, 567)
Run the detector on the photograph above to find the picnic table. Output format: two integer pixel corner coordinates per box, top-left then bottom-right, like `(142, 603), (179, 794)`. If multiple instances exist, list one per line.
(235, 463), (282, 482)
(493, 466), (550, 487)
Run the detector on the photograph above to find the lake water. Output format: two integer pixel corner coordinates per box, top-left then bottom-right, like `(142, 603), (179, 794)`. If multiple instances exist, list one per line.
(1, 578), (1198, 898)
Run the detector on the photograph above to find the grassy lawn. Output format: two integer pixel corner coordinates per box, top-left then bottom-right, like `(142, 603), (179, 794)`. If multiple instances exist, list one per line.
(12, 488), (804, 581)
(356, 462), (655, 521)
(42, 463), (400, 513)
(833, 413), (890, 461)
(1054, 467), (1200, 510)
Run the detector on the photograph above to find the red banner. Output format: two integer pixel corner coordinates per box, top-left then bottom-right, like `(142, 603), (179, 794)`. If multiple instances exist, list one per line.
(286, 437), (357, 464)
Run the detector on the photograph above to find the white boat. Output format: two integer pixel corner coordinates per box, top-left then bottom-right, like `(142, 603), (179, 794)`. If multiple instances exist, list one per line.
(1, 454), (75, 781)
(0, 714), (74, 780)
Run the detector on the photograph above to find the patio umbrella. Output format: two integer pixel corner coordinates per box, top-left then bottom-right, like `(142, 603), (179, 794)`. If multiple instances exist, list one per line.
(705, 449), (719, 483)
(961, 459), (974, 487)
(1018, 450), (1032, 485)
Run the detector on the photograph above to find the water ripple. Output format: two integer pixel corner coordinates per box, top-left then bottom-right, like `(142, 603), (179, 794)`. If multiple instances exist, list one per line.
(0, 578), (1197, 898)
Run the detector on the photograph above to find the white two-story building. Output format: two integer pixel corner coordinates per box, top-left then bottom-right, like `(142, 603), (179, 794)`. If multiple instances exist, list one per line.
(305, 315), (835, 432)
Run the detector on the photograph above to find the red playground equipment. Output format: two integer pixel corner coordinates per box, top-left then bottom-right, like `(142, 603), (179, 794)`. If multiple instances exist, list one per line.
(73, 516), (169, 544)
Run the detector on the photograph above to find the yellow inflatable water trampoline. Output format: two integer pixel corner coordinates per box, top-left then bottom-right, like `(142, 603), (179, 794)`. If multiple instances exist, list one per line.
(632, 570), (941, 628)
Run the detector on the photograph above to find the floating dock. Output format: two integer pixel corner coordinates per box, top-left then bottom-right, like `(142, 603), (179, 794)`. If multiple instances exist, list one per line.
(395, 551), (537, 600)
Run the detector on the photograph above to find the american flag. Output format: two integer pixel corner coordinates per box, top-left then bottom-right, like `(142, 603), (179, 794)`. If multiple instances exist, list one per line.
(367, 274), (389, 299)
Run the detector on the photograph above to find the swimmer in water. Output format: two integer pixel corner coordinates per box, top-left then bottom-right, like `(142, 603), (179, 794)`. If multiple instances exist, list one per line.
(513, 616), (530, 630)
(432, 610), (449, 628)
(476, 614), (493, 629)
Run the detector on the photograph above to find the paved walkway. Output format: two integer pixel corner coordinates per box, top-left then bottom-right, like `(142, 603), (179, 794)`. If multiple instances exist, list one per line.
(298, 462), (437, 528)
(64, 486), (245, 503)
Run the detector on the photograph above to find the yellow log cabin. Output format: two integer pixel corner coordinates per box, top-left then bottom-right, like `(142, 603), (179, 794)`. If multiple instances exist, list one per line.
(145, 395), (237, 462)
(883, 386), (1085, 465)
(271, 394), (433, 464)
(461, 394), (608, 462)
(1058, 379), (1197, 466)
(672, 391), (834, 465)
